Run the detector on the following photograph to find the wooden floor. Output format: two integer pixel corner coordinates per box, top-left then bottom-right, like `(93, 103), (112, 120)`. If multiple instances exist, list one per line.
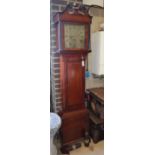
(53, 134), (104, 155)
(70, 141), (104, 155)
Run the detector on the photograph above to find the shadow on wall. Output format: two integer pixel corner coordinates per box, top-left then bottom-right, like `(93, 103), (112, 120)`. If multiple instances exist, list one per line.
(50, 80), (54, 112)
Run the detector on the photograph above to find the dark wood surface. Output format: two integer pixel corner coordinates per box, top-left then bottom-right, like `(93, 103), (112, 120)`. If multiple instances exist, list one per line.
(54, 11), (92, 24)
(88, 87), (104, 104)
(86, 87), (104, 143)
(54, 6), (92, 147)
(61, 109), (89, 145)
(60, 54), (85, 111)
(89, 111), (103, 125)
(55, 49), (91, 54)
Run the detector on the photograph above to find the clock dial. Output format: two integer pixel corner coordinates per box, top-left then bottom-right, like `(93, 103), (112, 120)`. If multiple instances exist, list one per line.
(64, 24), (85, 49)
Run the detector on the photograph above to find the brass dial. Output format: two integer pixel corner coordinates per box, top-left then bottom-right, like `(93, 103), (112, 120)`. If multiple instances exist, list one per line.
(64, 24), (85, 49)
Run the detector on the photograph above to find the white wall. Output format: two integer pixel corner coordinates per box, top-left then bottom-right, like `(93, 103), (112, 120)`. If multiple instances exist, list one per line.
(91, 31), (104, 75)
(88, 16), (103, 72)
(83, 0), (104, 7)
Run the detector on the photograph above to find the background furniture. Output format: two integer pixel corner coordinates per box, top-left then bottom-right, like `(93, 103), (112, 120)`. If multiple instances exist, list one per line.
(86, 87), (104, 143)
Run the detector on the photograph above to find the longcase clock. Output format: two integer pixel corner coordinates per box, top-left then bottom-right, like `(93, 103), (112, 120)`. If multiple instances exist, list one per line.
(53, 3), (92, 150)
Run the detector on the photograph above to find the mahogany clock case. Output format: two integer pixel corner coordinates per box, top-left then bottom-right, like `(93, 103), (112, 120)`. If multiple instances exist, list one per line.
(53, 6), (92, 147)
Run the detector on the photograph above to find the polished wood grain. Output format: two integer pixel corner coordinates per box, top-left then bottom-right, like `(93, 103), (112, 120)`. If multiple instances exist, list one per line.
(54, 8), (92, 147)
(61, 109), (89, 145)
(88, 87), (104, 104)
(54, 11), (92, 24)
(60, 54), (86, 111)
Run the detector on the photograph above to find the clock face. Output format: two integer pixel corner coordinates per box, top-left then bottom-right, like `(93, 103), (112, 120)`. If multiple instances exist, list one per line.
(64, 23), (85, 49)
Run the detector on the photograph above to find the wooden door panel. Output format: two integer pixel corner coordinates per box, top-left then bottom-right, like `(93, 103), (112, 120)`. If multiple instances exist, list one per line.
(67, 62), (83, 105)
(61, 109), (89, 145)
(62, 54), (85, 111)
